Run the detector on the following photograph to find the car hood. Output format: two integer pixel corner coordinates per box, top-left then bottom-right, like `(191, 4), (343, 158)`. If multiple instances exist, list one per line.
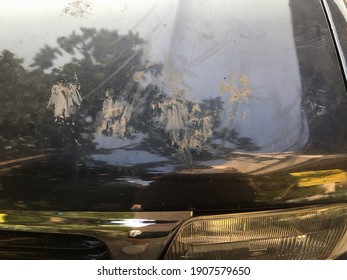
(1, 0), (347, 212)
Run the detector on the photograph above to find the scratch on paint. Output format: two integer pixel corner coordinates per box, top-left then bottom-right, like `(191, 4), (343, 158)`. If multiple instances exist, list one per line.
(219, 73), (252, 103)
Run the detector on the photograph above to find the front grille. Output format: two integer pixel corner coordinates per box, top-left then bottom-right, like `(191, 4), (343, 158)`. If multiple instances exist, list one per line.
(0, 231), (110, 259)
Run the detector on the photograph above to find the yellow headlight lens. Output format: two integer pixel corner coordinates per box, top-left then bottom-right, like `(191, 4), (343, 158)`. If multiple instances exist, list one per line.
(165, 204), (347, 259)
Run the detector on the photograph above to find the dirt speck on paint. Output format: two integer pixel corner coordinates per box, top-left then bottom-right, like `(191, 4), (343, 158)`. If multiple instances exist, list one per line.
(133, 71), (145, 83)
(219, 73), (252, 103)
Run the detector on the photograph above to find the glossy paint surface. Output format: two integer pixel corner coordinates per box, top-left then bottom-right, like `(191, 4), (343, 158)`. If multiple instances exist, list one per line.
(324, 0), (347, 78)
(1, 0), (347, 212)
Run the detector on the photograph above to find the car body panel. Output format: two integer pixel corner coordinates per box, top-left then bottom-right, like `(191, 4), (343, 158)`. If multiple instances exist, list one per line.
(1, 0), (347, 213)
(323, 0), (347, 79)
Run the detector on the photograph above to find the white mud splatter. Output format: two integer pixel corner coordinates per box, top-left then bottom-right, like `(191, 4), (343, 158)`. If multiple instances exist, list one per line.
(154, 97), (212, 150)
(97, 89), (133, 138)
(62, 0), (92, 18)
(47, 80), (82, 120)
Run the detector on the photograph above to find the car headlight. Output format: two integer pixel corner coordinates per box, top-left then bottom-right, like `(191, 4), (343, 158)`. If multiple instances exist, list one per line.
(165, 203), (347, 259)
